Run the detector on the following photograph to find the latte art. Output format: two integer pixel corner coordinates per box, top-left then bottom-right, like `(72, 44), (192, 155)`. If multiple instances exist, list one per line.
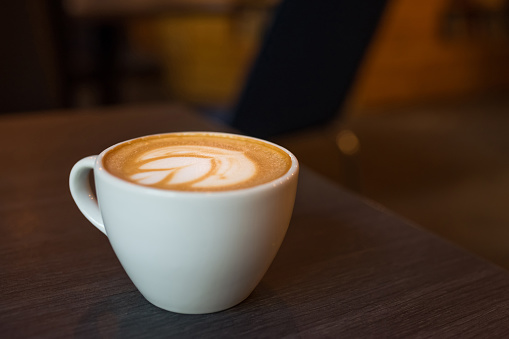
(102, 133), (293, 192)
(130, 145), (256, 188)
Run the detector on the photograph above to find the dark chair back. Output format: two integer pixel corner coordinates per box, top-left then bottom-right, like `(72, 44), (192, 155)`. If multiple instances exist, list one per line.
(231, 0), (388, 138)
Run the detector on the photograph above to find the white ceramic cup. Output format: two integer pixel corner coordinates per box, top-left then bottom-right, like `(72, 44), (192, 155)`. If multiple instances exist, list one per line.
(69, 132), (299, 314)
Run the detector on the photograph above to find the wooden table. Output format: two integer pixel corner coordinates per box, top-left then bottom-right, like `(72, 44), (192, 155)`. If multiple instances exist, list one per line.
(1, 104), (509, 337)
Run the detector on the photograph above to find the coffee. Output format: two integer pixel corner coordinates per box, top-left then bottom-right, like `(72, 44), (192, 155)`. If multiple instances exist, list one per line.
(103, 132), (293, 192)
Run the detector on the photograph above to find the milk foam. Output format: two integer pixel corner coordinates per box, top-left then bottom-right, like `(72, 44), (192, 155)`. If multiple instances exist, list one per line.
(103, 133), (293, 192)
(130, 145), (256, 188)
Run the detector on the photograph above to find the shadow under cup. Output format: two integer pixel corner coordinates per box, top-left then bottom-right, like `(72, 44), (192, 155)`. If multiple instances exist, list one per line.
(69, 132), (299, 314)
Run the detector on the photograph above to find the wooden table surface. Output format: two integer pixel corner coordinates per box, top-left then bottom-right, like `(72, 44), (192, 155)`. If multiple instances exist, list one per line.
(1, 104), (509, 337)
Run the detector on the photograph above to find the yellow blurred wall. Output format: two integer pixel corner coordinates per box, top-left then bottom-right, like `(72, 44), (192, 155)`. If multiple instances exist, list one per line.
(129, 10), (266, 107)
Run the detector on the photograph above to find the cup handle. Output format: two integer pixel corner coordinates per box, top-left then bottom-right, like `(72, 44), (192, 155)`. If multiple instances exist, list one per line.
(69, 156), (106, 235)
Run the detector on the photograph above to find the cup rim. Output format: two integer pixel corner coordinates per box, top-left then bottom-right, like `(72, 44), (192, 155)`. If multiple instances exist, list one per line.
(95, 131), (299, 196)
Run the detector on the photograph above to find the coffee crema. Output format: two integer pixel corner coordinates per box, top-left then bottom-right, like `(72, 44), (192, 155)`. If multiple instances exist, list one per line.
(102, 133), (293, 192)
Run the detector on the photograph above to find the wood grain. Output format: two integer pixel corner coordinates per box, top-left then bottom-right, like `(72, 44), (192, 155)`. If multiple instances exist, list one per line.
(1, 104), (509, 337)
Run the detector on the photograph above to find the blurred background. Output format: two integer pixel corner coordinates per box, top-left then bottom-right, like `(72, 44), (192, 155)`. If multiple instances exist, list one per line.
(2, 0), (509, 268)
